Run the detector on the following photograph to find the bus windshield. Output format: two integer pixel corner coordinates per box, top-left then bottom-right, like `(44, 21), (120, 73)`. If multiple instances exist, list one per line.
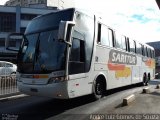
(18, 29), (66, 74)
(17, 8), (74, 74)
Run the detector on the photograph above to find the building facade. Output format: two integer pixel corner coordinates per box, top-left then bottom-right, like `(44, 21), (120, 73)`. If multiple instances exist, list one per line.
(5, 0), (74, 9)
(0, 5), (56, 63)
(5, 0), (46, 7)
(47, 0), (74, 9)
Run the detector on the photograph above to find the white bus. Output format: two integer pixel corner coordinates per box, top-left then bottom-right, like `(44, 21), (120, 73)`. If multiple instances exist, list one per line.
(7, 8), (155, 99)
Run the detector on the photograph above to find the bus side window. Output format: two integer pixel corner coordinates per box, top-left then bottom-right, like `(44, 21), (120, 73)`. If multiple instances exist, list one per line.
(129, 39), (136, 53)
(97, 23), (101, 44)
(136, 43), (142, 55)
(153, 50), (155, 58)
(69, 30), (85, 74)
(142, 45), (144, 56)
(126, 38), (130, 52)
(151, 50), (155, 58)
(108, 29), (114, 47)
(143, 46), (147, 57)
(150, 49), (152, 58)
(147, 48), (151, 58)
(115, 32), (121, 49)
(115, 32), (126, 51)
(69, 38), (85, 74)
(70, 38), (80, 61)
(121, 36), (126, 51)
(146, 47), (148, 57)
(101, 25), (110, 46)
(97, 24), (110, 47)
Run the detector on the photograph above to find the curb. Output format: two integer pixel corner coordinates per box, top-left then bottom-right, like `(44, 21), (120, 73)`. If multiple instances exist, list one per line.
(123, 94), (135, 106)
(142, 87), (150, 93)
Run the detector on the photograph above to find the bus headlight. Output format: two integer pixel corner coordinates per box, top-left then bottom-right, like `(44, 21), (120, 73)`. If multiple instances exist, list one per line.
(48, 76), (66, 84)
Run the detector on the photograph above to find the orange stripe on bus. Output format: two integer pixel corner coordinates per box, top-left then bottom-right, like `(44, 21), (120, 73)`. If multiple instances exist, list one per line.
(108, 62), (125, 71)
(33, 75), (49, 79)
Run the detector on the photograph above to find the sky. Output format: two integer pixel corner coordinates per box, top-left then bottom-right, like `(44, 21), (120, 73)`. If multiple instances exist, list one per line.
(0, 0), (160, 43)
(0, 0), (7, 5)
(75, 0), (160, 43)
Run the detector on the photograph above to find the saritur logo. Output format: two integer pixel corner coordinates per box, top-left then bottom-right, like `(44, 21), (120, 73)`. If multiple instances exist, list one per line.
(109, 50), (137, 65)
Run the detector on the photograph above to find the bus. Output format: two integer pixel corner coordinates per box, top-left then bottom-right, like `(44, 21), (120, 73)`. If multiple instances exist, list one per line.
(7, 8), (155, 99)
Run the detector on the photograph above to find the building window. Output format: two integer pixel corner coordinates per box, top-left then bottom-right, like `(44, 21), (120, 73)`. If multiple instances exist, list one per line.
(21, 14), (37, 20)
(0, 12), (16, 32)
(0, 38), (5, 47)
(38, 0), (46, 3)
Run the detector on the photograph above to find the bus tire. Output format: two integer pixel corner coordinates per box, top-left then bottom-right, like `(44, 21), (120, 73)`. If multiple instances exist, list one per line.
(147, 73), (150, 84)
(143, 73), (148, 86)
(92, 77), (106, 100)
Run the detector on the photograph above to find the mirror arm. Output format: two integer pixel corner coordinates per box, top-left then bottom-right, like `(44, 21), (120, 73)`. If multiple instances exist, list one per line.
(59, 39), (71, 47)
(65, 41), (72, 47)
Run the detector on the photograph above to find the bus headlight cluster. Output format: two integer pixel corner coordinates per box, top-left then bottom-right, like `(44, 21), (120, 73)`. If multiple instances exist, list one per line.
(48, 76), (66, 84)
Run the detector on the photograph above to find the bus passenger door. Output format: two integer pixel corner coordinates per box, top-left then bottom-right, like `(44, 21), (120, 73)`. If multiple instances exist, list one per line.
(68, 37), (90, 98)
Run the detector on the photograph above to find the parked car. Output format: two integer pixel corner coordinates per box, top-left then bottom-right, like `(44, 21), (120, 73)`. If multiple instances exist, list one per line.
(0, 61), (17, 76)
(155, 72), (160, 79)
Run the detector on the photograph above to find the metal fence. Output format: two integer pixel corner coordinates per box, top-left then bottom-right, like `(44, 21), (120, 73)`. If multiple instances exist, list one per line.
(0, 76), (19, 97)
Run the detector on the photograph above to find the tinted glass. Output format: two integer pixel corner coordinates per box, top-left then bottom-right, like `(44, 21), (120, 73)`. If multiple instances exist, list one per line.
(101, 25), (110, 46)
(22, 34), (38, 63)
(34, 30), (66, 72)
(121, 36), (126, 50)
(25, 8), (74, 34)
(136, 43), (142, 55)
(147, 48), (151, 57)
(70, 38), (80, 61)
(130, 39), (136, 53)
(74, 12), (94, 72)
(115, 32), (122, 48)
(108, 29), (113, 47)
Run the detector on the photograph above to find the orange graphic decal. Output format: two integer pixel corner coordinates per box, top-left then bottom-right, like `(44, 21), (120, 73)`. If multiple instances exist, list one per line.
(144, 59), (155, 68)
(145, 59), (151, 66)
(108, 61), (131, 78)
(108, 62), (125, 71)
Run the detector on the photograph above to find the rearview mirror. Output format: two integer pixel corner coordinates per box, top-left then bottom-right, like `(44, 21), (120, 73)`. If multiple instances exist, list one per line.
(6, 33), (24, 52)
(58, 21), (75, 45)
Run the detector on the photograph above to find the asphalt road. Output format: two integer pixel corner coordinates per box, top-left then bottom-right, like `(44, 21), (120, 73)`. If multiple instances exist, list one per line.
(0, 80), (159, 120)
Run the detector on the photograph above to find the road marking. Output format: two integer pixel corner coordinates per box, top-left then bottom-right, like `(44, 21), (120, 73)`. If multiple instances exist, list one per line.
(0, 94), (29, 102)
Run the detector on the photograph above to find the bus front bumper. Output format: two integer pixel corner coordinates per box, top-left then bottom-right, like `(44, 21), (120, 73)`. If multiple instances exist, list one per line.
(17, 81), (69, 99)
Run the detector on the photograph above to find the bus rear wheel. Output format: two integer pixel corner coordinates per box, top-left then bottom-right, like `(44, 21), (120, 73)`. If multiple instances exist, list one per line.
(143, 73), (148, 86)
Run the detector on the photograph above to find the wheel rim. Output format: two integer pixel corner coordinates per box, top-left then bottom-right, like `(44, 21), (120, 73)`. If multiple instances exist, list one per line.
(96, 82), (102, 95)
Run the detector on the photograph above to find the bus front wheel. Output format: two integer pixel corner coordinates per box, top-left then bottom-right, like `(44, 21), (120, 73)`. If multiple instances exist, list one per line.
(93, 79), (105, 100)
